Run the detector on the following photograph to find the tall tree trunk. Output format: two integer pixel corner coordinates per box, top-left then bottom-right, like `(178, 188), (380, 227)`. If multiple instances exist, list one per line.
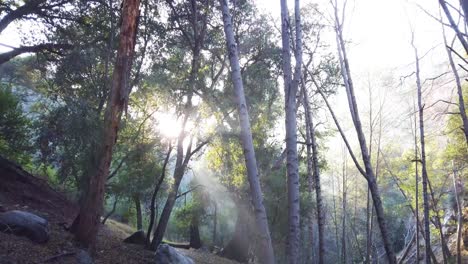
(342, 159), (347, 264)
(414, 102), (421, 263)
(150, 130), (191, 249)
(332, 1), (396, 262)
(280, 0), (303, 262)
(151, 0), (208, 248)
(71, 0), (140, 250)
(452, 161), (463, 264)
(302, 86), (315, 264)
(303, 86), (324, 263)
(219, 1), (275, 262)
(146, 145), (172, 246)
(412, 32), (431, 264)
(133, 193), (142, 230)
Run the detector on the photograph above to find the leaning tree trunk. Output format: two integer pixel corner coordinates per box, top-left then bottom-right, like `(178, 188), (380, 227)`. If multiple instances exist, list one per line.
(441, 18), (468, 147)
(332, 1), (396, 262)
(439, 0), (468, 54)
(280, 0), (303, 262)
(219, 1), (275, 262)
(146, 145), (172, 246)
(71, 0), (140, 250)
(412, 34), (432, 264)
(150, 131), (190, 250)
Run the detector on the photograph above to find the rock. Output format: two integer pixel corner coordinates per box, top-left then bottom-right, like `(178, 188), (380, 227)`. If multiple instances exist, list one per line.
(0, 210), (49, 243)
(76, 250), (94, 264)
(123, 230), (146, 245)
(0, 255), (16, 264)
(155, 244), (194, 264)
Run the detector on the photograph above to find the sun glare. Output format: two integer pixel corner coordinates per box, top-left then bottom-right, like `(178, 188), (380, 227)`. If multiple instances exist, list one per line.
(157, 112), (182, 139)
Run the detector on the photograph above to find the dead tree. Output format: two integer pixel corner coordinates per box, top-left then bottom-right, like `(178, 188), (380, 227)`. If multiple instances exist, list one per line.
(331, 1), (396, 262)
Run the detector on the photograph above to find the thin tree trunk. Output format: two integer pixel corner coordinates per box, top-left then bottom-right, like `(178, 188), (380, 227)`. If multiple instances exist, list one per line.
(146, 145), (172, 246)
(213, 201), (217, 246)
(332, 1), (396, 262)
(71, 0), (140, 250)
(439, 0), (468, 54)
(280, 0), (303, 262)
(414, 101), (421, 263)
(452, 161), (463, 264)
(302, 86), (315, 264)
(412, 32), (431, 264)
(441, 14), (468, 147)
(150, 129), (192, 249)
(102, 196), (119, 224)
(427, 177), (449, 263)
(302, 80), (324, 263)
(133, 193), (142, 230)
(219, 1), (275, 262)
(151, 0), (208, 248)
(342, 159), (347, 264)
(366, 83), (374, 264)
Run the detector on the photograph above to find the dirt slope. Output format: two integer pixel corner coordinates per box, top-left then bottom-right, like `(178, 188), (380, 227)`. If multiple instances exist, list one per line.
(0, 156), (239, 264)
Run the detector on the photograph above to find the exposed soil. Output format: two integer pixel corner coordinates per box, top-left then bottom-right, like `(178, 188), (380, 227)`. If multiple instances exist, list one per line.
(0, 156), (239, 264)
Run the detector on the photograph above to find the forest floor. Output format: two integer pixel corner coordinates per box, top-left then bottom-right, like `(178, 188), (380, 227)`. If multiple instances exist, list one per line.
(0, 157), (239, 264)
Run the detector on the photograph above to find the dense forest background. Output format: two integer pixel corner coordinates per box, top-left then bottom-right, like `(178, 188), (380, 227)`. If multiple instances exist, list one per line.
(0, 0), (467, 263)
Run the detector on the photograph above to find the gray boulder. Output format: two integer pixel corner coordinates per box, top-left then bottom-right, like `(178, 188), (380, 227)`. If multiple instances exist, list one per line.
(123, 230), (146, 245)
(0, 210), (49, 243)
(155, 244), (194, 264)
(76, 250), (94, 264)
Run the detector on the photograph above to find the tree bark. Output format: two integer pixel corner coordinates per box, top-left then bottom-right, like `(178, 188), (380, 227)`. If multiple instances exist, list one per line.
(101, 196), (119, 225)
(133, 193), (142, 230)
(439, 0), (468, 54)
(219, 1), (275, 262)
(412, 32), (431, 264)
(302, 86), (315, 264)
(332, 1), (396, 262)
(441, 17), (468, 147)
(189, 215), (202, 249)
(280, 0), (303, 262)
(0, 43), (72, 65)
(414, 103), (421, 263)
(452, 162), (463, 264)
(71, 0), (140, 250)
(302, 84), (324, 263)
(146, 145), (172, 246)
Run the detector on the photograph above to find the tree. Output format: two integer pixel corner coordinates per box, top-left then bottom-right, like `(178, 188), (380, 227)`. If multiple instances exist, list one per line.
(411, 30), (432, 264)
(331, 0), (396, 262)
(150, 0), (212, 250)
(0, 0), (86, 64)
(71, 0), (141, 249)
(218, 0), (275, 263)
(280, 0), (303, 262)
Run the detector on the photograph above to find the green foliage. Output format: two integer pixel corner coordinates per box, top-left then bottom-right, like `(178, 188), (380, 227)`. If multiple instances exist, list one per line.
(0, 85), (31, 165)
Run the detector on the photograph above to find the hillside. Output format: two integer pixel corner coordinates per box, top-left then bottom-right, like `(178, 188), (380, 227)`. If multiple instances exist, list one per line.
(0, 156), (238, 264)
